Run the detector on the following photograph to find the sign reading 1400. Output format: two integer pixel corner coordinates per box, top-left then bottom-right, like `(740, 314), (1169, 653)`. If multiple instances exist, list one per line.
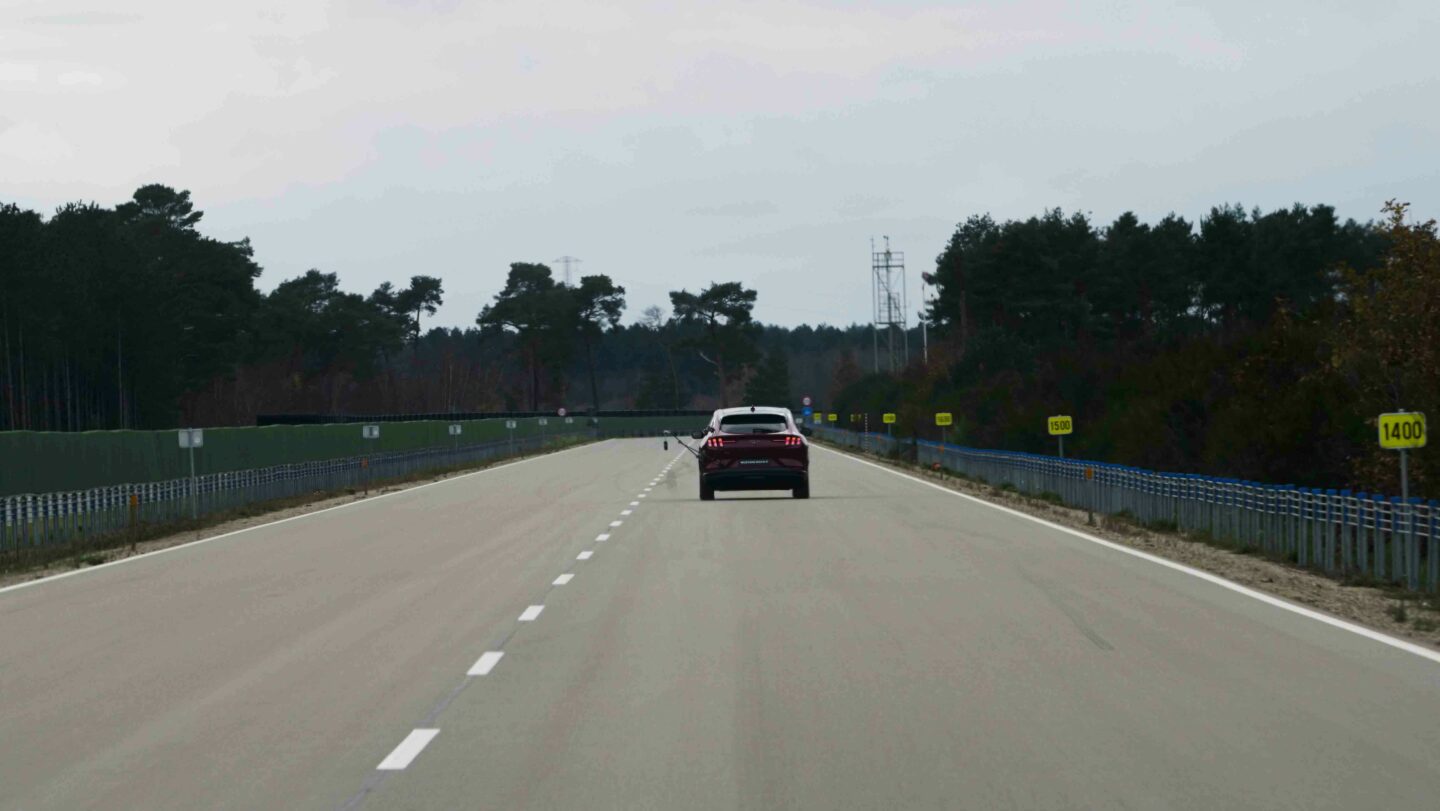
(1379, 412), (1426, 450)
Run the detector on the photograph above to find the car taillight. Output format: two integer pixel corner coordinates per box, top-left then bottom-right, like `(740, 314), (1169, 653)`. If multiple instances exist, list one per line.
(780, 436), (801, 446)
(706, 437), (726, 448)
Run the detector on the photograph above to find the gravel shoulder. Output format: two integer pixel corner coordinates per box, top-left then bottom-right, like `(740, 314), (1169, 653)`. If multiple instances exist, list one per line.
(822, 441), (1440, 651)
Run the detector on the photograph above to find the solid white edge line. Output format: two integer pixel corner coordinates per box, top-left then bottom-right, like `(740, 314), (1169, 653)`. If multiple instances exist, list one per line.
(377, 728), (440, 770)
(553, 573), (574, 586)
(820, 446), (1440, 666)
(518, 605), (544, 622)
(467, 651), (504, 676)
(0, 440), (606, 597)
(577, 550), (593, 560)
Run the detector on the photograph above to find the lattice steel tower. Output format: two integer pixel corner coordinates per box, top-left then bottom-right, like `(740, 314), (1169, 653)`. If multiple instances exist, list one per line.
(554, 255), (581, 285)
(871, 236), (909, 373)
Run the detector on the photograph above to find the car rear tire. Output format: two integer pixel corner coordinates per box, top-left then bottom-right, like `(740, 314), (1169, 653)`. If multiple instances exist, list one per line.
(792, 482), (810, 499)
(700, 480), (715, 501)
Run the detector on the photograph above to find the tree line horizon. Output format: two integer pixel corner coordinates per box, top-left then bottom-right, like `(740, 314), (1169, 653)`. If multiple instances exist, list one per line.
(0, 184), (841, 433)
(2, 185), (1434, 495)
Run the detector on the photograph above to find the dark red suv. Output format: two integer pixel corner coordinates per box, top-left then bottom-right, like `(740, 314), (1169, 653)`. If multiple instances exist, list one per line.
(691, 406), (811, 500)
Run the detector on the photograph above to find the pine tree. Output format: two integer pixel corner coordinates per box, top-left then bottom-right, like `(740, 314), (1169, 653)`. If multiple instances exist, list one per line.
(828, 349), (861, 401)
(743, 351), (792, 407)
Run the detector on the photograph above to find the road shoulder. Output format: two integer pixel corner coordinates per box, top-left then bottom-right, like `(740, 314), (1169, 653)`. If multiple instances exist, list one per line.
(0, 440), (599, 592)
(815, 441), (1440, 652)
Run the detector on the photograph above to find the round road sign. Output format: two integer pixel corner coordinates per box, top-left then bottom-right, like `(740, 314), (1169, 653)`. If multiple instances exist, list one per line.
(802, 396), (812, 407)
(558, 407), (568, 417)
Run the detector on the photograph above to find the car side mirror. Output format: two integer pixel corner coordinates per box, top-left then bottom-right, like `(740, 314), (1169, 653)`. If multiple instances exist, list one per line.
(690, 430), (707, 440)
(799, 426), (813, 437)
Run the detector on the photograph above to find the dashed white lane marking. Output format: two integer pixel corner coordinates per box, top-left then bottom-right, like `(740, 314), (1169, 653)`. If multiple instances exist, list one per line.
(387, 460), (682, 772)
(377, 729), (440, 770)
(644, 487), (652, 492)
(637, 494), (647, 498)
(468, 651), (505, 676)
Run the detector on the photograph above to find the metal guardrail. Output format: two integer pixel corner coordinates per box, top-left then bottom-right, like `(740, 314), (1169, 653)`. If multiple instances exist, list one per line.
(256, 409), (714, 425)
(1, 425), (695, 555)
(1, 434), (577, 554)
(816, 426), (1439, 593)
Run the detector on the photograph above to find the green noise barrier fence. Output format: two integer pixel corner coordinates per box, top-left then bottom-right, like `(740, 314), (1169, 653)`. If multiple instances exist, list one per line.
(0, 415), (707, 554)
(1, 435), (558, 555)
(0, 415), (705, 497)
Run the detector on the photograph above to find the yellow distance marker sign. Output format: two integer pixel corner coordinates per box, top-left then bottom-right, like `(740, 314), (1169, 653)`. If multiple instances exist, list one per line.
(827, 413), (837, 422)
(1048, 415), (1073, 436)
(1379, 412), (1426, 450)
(882, 413), (897, 425)
(812, 414), (822, 424)
(935, 412), (953, 427)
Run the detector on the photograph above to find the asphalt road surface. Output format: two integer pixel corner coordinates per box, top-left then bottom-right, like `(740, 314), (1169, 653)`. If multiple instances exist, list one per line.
(2, 439), (1439, 810)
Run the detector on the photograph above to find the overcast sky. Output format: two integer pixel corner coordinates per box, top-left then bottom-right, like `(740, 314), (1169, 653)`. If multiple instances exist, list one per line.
(3, 0), (1437, 328)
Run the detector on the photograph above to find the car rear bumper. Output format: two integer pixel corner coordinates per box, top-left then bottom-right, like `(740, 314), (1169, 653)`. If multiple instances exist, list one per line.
(703, 468), (808, 491)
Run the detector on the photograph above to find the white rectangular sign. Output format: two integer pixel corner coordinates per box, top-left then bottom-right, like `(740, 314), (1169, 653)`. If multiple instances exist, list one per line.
(448, 424), (462, 436)
(177, 428), (204, 448)
(362, 424), (381, 439)
(505, 420), (517, 429)
(538, 418), (548, 426)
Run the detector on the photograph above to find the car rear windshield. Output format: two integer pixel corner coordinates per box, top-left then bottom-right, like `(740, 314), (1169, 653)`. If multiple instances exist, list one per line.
(719, 414), (788, 434)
